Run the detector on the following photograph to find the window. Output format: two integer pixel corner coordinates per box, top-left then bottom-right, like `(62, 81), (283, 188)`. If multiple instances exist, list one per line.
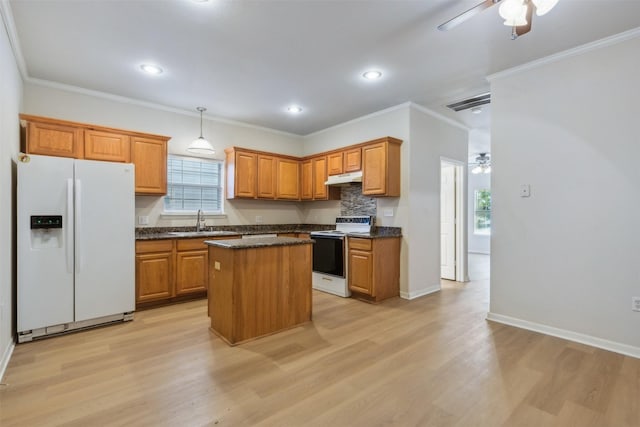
(474, 189), (491, 235)
(163, 155), (223, 214)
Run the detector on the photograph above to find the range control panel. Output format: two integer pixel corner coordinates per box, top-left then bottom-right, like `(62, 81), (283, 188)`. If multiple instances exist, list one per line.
(31, 215), (63, 229)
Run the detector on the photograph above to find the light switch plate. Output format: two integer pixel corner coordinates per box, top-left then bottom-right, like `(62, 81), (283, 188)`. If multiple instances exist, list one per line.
(255, 216), (263, 224)
(138, 215), (149, 225)
(632, 296), (640, 312)
(520, 184), (531, 198)
(214, 261), (221, 271)
(384, 208), (394, 217)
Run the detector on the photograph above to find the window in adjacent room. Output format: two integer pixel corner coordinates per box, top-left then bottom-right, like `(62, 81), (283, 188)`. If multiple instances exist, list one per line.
(474, 189), (491, 235)
(163, 155), (223, 214)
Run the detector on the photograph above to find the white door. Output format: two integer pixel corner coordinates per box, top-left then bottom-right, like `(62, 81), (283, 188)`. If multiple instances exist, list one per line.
(74, 159), (135, 321)
(441, 164), (456, 280)
(17, 155), (75, 332)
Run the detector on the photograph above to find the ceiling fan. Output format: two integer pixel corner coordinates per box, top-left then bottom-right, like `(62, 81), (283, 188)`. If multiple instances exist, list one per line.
(438, 0), (559, 40)
(470, 153), (491, 174)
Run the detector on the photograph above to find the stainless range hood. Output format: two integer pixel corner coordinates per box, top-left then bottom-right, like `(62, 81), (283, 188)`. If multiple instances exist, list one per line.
(324, 170), (363, 186)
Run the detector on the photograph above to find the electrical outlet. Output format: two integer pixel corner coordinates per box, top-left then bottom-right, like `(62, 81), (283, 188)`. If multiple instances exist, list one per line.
(255, 216), (263, 224)
(138, 215), (149, 225)
(632, 296), (640, 312)
(384, 208), (394, 217)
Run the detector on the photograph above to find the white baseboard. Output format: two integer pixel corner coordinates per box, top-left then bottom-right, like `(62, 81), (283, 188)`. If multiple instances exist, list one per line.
(0, 340), (15, 382)
(486, 312), (640, 359)
(400, 285), (441, 300)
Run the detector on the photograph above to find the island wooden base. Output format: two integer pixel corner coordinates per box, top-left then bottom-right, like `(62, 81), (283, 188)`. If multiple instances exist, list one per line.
(208, 243), (312, 345)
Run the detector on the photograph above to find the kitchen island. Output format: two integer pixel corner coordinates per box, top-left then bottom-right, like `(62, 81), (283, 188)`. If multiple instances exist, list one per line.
(206, 236), (313, 345)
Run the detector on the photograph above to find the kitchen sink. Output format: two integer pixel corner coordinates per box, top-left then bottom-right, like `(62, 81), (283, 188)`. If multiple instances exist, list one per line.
(166, 231), (239, 238)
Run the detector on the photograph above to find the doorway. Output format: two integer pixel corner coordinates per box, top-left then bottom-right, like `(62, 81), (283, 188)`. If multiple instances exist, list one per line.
(440, 159), (466, 282)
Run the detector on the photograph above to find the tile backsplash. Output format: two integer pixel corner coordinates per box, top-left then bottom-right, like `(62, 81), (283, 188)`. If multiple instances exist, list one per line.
(340, 183), (376, 217)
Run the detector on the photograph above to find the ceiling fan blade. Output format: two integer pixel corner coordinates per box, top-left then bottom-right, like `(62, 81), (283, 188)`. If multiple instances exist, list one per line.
(515, 1), (533, 37)
(438, 0), (502, 31)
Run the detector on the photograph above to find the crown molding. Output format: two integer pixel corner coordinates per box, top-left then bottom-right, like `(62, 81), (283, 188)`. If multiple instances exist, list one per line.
(0, 0), (28, 80)
(26, 78), (302, 138)
(488, 26), (640, 82)
(303, 102), (412, 139)
(409, 102), (470, 131)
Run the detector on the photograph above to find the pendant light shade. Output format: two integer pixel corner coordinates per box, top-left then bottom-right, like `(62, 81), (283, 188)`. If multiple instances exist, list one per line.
(187, 107), (215, 155)
(499, 0), (528, 27)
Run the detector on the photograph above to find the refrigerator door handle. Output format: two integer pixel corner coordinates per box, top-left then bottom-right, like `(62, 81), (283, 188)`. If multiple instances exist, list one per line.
(75, 179), (82, 273)
(66, 179), (74, 274)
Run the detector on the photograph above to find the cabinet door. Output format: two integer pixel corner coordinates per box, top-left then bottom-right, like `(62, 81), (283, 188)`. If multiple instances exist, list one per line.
(234, 151), (258, 198)
(348, 249), (373, 296)
(300, 160), (313, 200)
(84, 129), (131, 162)
(344, 147), (362, 172)
(362, 142), (387, 195)
(131, 136), (168, 195)
(26, 121), (84, 158)
(276, 158), (300, 200)
(176, 250), (208, 295)
(135, 252), (174, 302)
(312, 156), (328, 199)
(257, 154), (276, 199)
(327, 152), (344, 176)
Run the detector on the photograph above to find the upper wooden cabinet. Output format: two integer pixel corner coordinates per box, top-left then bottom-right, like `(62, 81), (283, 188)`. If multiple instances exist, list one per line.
(23, 119), (84, 158)
(327, 152), (344, 176)
(300, 160), (313, 200)
(225, 148), (257, 199)
(344, 147), (362, 173)
(312, 156), (329, 199)
(362, 137), (402, 197)
(20, 114), (170, 195)
(84, 129), (131, 163)
(131, 136), (168, 195)
(276, 158), (300, 200)
(257, 154), (276, 199)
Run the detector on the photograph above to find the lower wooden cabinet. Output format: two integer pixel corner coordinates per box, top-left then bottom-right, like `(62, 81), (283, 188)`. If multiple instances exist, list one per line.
(348, 237), (401, 303)
(135, 236), (237, 308)
(135, 240), (174, 303)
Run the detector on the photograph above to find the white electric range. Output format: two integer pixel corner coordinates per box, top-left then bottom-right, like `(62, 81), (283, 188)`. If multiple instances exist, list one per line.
(310, 216), (373, 297)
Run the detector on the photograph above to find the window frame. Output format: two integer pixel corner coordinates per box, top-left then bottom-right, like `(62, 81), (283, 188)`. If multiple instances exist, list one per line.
(473, 188), (491, 236)
(162, 154), (225, 216)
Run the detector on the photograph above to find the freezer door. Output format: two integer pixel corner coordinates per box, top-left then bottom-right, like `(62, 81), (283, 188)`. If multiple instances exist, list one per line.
(74, 159), (135, 321)
(17, 155), (75, 332)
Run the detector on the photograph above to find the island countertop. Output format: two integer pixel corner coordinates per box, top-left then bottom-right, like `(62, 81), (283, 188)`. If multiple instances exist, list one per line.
(205, 236), (314, 249)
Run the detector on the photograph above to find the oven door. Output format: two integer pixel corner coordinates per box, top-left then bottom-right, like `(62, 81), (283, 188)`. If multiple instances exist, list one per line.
(311, 235), (345, 278)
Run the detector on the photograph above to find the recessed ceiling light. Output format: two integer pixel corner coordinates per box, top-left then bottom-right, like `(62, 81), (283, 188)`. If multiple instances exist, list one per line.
(140, 64), (163, 75)
(470, 106), (483, 114)
(287, 105), (303, 114)
(362, 70), (382, 80)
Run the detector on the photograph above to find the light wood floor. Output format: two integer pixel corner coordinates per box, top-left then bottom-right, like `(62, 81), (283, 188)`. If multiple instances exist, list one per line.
(1, 254), (638, 426)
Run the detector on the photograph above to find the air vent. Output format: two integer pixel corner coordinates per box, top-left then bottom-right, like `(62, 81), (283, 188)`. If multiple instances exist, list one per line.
(446, 93), (491, 112)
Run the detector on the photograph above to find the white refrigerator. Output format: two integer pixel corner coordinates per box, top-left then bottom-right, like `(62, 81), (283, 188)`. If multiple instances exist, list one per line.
(17, 154), (135, 342)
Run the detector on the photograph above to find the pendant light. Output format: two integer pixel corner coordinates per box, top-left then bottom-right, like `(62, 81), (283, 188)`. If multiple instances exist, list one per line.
(187, 107), (215, 155)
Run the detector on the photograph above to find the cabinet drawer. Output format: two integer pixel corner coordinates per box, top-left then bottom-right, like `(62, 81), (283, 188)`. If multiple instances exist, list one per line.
(349, 237), (372, 251)
(176, 238), (209, 251)
(136, 239), (174, 254)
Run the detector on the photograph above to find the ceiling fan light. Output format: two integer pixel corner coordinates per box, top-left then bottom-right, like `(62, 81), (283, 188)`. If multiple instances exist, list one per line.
(471, 165), (483, 174)
(484, 165), (491, 174)
(532, 0), (559, 16)
(499, 0), (528, 25)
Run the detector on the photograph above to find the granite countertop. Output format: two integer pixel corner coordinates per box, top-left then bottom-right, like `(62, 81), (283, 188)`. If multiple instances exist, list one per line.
(206, 236), (314, 249)
(135, 224), (402, 240)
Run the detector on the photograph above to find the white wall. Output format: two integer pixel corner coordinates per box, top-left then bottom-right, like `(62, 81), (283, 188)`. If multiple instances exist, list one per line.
(489, 35), (640, 354)
(23, 83), (306, 227)
(409, 106), (468, 296)
(0, 10), (24, 379)
(468, 172), (491, 254)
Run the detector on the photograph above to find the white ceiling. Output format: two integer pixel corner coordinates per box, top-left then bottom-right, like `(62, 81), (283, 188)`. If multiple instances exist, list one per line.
(7, 0), (640, 137)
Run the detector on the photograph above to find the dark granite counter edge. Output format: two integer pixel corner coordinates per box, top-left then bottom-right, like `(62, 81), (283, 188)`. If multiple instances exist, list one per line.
(136, 225), (402, 241)
(205, 237), (314, 249)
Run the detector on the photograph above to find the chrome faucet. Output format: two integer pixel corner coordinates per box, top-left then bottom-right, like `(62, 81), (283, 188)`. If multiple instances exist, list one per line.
(196, 209), (205, 232)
